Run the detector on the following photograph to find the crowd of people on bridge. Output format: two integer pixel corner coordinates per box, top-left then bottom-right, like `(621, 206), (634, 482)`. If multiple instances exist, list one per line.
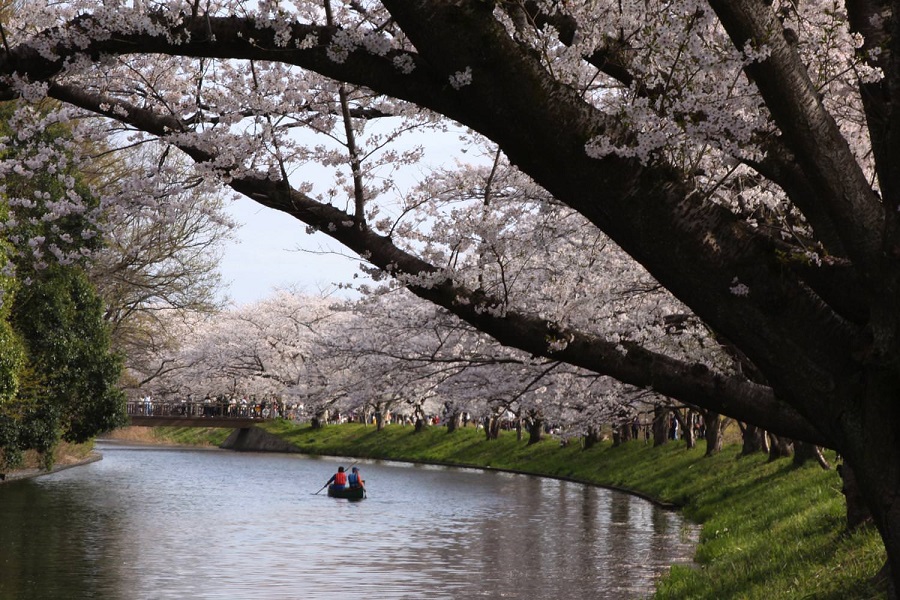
(127, 394), (305, 420)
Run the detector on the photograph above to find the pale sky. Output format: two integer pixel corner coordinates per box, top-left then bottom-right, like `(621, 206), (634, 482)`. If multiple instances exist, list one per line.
(216, 125), (481, 306)
(218, 196), (365, 305)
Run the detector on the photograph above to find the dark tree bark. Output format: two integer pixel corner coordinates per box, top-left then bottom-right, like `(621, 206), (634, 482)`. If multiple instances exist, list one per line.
(704, 412), (725, 457)
(793, 442), (831, 469)
(611, 426), (622, 447)
(446, 411), (461, 433)
(612, 422), (633, 447)
(483, 416), (500, 440)
(768, 435), (794, 461)
(839, 463), (873, 530)
(583, 425), (600, 450)
(652, 407), (669, 447)
(740, 423), (769, 456)
(527, 416), (543, 446)
(311, 408), (329, 430)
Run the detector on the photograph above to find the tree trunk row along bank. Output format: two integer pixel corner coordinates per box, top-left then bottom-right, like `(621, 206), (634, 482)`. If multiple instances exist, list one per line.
(144, 421), (885, 598)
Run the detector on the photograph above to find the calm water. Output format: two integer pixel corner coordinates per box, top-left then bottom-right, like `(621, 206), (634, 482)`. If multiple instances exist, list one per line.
(0, 442), (698, 599)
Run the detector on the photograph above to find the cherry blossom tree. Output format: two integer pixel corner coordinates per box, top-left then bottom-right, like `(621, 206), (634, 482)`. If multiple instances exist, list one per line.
(138, 291), (333, 398)
(6, 0), (900, 590)
(88, 145), (234, 389)
(359, 153), (733, 444)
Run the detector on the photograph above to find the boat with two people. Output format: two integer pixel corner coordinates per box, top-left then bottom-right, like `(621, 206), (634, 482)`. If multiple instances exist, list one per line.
(322, 465), (366, 500)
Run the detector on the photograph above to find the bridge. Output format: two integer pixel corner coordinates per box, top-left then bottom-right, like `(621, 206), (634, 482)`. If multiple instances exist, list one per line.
(127, 400), (282, 428)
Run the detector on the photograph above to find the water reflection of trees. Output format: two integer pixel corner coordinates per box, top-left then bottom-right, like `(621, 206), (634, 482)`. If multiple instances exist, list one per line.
(0, 479), (127, 598)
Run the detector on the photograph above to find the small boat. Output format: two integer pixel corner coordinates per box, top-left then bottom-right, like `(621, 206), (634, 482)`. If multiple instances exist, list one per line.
(327, 485), (366, 500)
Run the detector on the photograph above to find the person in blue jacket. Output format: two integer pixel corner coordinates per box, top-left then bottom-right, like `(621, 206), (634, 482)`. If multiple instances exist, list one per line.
(347, 466), (365, 490)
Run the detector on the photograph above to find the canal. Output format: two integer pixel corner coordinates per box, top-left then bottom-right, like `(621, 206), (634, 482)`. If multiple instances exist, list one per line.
(0, 441), (698, 599)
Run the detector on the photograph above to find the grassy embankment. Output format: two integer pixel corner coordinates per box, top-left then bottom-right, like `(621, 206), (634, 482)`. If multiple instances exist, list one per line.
(103, 425), (233, 447)
(152, 420), (886, 599)
(0, 440), (96, 478)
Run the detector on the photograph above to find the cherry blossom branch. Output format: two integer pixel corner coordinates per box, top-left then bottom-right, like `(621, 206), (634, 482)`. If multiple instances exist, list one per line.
(229, 168), (829, 446)
(7, 7), (844, 443)
(40, 70), (831, 444)
(707, 0), (883, 273)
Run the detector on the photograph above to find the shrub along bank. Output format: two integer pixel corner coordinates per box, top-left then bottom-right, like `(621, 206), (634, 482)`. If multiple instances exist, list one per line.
(157, 420), (885, 599)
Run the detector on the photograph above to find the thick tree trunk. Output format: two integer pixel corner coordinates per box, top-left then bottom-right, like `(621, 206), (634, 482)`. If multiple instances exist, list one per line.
(793, 442), (830, 469)
(683, 410), (697, 449)
(704, 412), (724, 457)
(768, 434), (793, 461)
(829, 370), (900, 599)
(740, 423), (768, 455)
(446, 411), (460, 433)
(311, 409), (329, 429)
(483, 416), (500, 440)
(583, 425), (599, 450)
(527, 417), (543, 445)
(839, 459), (893, 597)
(861, 477), (900, 599)
(374, 410), (384, 431)
(412, 406), (426, 433)
(837, 463), (872, 530)
(612, 422), (632, 447)
(652, 406), (669, 447)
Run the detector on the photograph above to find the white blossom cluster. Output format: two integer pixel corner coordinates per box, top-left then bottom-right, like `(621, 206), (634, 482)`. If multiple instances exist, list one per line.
(448, 67), (473, 90)
(0, 103), (105, 274)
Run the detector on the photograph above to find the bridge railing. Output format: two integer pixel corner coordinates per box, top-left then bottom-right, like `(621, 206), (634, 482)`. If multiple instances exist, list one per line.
(126, 401), (282, 420)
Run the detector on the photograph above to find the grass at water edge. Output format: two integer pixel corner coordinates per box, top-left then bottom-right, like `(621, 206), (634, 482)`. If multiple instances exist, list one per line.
(155, 420), (886, 599)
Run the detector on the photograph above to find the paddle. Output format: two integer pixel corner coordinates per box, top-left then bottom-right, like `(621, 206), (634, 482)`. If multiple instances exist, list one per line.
(312, 482), (329, 495)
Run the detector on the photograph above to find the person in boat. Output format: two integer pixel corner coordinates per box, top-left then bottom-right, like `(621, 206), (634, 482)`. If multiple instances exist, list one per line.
(326, 466), (347, 491)
(347, 466), (364, 490)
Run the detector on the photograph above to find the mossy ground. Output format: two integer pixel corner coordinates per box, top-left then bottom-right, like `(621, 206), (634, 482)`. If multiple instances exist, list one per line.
(152, 420), (885, 599)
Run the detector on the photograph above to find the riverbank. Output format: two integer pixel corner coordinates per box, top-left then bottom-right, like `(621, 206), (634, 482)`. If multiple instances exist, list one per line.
(141, 420), (885, 598)
(0, 441), (101, 484)
(0, 426), (228, 484)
